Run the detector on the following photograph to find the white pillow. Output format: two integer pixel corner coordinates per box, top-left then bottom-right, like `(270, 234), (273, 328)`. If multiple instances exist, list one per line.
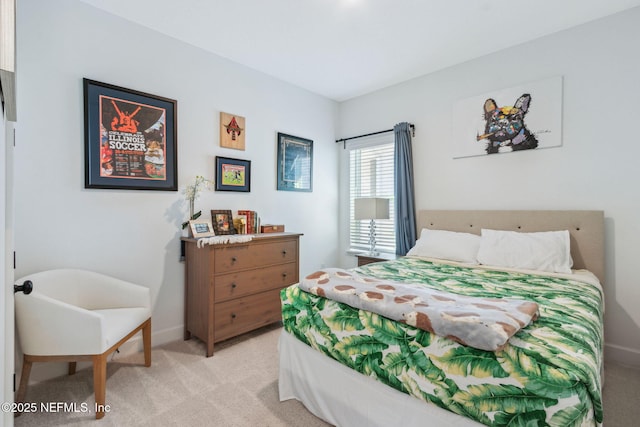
(477, 229), (573, 274)
(407, 229), (481, 264)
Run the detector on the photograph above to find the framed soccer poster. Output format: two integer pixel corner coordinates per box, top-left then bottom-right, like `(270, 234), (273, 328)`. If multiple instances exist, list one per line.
(83, 78), (178, 190)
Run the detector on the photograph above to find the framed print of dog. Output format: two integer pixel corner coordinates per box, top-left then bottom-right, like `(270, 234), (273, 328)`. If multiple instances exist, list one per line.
(452, 76), (563, 158)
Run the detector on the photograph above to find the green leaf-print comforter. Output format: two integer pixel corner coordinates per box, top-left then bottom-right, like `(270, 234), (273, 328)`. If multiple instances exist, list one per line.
(281, 257), (604, 427)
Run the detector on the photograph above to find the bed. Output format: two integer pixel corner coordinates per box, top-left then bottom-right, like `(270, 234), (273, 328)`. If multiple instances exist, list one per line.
(278, 210), (605, 427)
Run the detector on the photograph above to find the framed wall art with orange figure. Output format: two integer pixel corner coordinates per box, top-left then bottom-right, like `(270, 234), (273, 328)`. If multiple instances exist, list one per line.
(220, 111), (245, 150)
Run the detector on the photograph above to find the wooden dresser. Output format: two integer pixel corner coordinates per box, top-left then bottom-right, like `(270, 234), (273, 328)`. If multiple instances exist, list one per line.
(182, 232), (302, 357)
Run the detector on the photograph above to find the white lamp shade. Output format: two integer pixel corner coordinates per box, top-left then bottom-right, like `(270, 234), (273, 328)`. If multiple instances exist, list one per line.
(354, 198), (390, 220)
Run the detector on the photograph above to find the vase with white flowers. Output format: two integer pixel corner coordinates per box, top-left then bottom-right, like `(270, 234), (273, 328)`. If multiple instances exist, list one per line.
(181, 175), (213, 230)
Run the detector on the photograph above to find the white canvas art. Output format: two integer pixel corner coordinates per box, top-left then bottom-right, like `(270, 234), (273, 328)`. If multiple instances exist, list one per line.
(452, 76), (563, 158)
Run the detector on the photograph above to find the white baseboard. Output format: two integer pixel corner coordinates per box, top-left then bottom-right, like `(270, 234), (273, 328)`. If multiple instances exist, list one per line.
(605, 343), (640, 368)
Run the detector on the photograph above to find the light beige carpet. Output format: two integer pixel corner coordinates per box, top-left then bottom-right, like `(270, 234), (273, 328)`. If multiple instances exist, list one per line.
(14, 324), (640, 426)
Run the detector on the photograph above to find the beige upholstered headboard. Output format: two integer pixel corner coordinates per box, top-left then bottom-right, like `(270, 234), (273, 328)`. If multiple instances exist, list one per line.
(417, 210), (605, 284)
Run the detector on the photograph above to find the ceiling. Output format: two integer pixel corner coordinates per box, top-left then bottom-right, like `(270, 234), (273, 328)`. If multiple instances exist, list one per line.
(79, 0), (640, 102)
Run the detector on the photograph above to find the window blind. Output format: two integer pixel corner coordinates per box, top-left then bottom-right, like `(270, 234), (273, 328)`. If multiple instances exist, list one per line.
(349, 140), (396, 254)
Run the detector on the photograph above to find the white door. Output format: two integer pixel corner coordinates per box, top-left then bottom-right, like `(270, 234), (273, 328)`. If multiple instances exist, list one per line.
(1, 0), (17, 424)
(1, 116), (15, 427)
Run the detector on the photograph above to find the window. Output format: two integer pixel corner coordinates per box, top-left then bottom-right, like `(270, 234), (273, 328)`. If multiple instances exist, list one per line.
(349, 138), (395, 254)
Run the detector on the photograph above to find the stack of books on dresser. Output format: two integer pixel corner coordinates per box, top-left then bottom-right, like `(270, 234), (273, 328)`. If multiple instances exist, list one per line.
(236, 210), (260, 234)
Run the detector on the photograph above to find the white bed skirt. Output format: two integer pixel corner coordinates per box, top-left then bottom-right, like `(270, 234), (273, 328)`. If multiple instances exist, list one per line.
(278, 330), (482, 427)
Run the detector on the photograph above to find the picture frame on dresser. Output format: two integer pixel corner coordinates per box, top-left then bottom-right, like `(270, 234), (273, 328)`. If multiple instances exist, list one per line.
(188, 218), (215, 238)
(210, 210), (235, 235)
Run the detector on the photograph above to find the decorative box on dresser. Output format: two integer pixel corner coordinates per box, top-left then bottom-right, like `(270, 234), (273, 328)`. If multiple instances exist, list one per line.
(182, 232), (302, 357)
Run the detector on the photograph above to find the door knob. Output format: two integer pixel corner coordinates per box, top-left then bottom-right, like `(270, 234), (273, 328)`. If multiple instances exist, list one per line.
(14, 280), (33, 295)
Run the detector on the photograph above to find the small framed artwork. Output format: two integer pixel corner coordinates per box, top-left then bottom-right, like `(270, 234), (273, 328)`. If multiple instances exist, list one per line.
(277, 132), (313, 192)
(220, 112), (245, 150)
(189, 218), (216, 238)
(211, 210), (236, 235)
(215, 156), (251, 192)
(83, 78), (178, 190)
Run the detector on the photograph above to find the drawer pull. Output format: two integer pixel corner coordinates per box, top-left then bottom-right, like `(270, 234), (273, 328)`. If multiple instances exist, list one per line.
(281, 250), (287, 256)
(231, 256), (237, 263)
(231, 313), (237, 319)
(282, 273), (288, 278)
(231, 283), (237, 289)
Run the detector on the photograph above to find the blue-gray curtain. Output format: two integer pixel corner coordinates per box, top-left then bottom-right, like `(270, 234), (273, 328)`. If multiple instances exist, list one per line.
(394, 122), (417, 255)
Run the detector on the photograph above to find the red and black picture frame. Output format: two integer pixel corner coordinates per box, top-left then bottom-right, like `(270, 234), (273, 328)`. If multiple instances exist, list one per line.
(83, 78), (178, 191)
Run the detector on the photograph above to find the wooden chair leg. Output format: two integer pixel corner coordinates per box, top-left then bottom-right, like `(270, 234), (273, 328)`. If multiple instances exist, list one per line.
(92, 354), (107, 420)
(143, 318), (151, 367)
(68, 362), (77, 375)
(15, 356), (32, 417)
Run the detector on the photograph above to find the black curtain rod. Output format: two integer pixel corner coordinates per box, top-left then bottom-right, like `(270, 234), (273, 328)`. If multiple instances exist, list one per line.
(335, 124), (415, 148)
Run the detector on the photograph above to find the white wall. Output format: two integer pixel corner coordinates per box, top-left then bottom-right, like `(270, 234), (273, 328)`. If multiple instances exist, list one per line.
(338, 8), (640, 366)
(14, 0), (339, 379)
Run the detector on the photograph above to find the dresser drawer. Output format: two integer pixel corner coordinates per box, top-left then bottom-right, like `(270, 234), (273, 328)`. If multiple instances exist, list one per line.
(214, 262), (298, 302)
(214, 289), (282, 342)
(214, 239), (298, 273)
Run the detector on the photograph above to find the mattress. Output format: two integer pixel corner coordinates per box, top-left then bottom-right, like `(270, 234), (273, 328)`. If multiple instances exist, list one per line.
(280, 257), (604, 427)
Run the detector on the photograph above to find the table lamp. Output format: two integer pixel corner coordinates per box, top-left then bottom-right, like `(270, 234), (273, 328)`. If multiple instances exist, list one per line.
(354, 197), (390, 256)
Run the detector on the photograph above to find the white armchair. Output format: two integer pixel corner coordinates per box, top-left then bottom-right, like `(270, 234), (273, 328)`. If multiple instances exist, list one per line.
(14, 269), (151, 419)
